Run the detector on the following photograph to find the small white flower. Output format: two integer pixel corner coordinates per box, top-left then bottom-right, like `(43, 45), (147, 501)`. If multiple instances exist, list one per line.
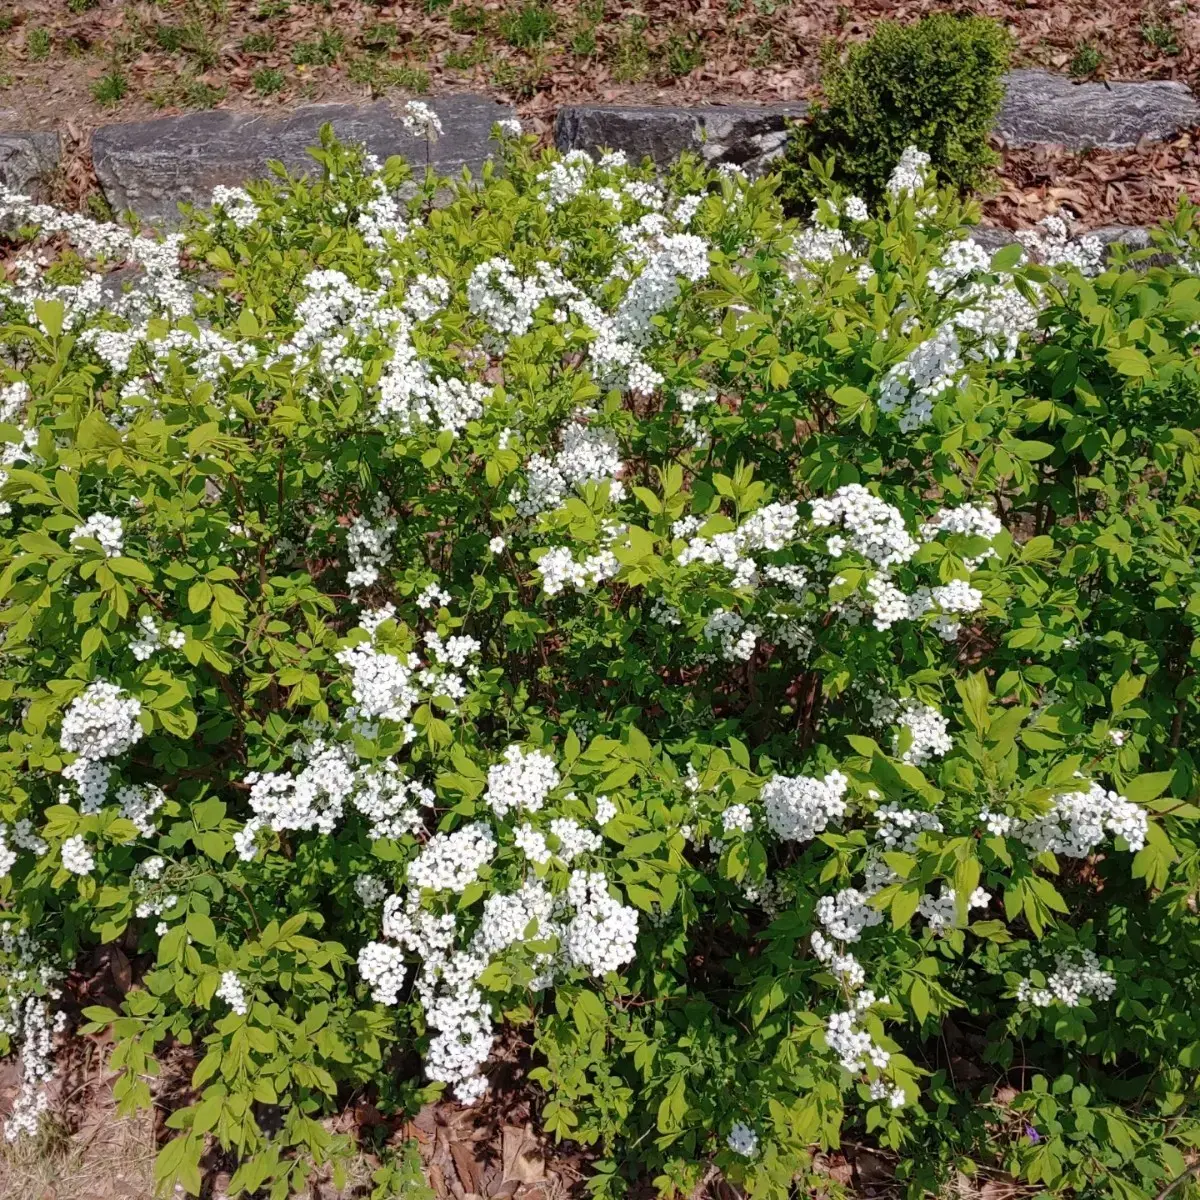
(402, 101), (443, 140)
(727, 1122), (759, 1157)
(61, 835), (94, 876)
(216, 970), (249, 1015)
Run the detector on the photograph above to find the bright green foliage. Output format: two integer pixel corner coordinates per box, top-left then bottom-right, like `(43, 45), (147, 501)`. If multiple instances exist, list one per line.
(2, 130), (1200, 1200)
(778, 15), (1011, 213)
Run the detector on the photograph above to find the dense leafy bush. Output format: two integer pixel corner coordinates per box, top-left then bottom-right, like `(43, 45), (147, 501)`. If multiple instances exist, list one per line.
(778, 15), (1011, 213)
(2, 119), (1200, 1200)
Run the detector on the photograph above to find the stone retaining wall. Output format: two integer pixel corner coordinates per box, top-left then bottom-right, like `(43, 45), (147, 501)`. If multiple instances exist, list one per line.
(1, 69), (1198, 232)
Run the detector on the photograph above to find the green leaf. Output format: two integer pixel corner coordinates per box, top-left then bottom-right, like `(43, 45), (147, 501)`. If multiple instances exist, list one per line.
(990, 243), (1023, 272)
(187, 581), (213, 613)
(1124, 772), (1173, 803)
(1106, 346), (1151, 378)
(185, 911), (216, 946)
(1111, 673), (1145, 713)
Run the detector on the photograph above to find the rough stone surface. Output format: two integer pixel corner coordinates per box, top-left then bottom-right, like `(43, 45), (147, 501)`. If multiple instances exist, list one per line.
(997, 69), (1200, 150)
(554, 103), (808, 174)
(0, 131), (60, 198)
(92, 95), (513, 225)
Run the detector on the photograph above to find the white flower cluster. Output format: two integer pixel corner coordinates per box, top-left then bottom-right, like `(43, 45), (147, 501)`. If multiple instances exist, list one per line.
(761, 769), (849, 842)
(129, 613), (186, 661)
(1, 988), (68, 1142)
(872, 697), (953, 766)
(676, 501), (801, 591)
(243, 740), (358, 839)
(401, 100), (443, 140)
(351, 763), (435, 841)
(216, 970), (249, 1015)
(60, 681), (144, 762)
(115, 783), (166, 837)
(869, 1078), (908, 1110)
(354, 873), (390, 907)
(0, 821), (46, 879)
(927, 236), (993, 294)
(727, 1122), (759, 1157)
(69, 513), (124, 557)
(359, 940), (410, 1005)
(1017, 948), (1116, 1007)
(587, 232), (710, 391)
(920, 503), (1002, 567)
(563, 870), (640, 976)
(376, 308), (490, 435)
(236, 741), (437, 858)
(335, 644), (416, 730)
(346, 497), (396, 591)
(878, 324), (965, 433)
(917, 885), (991, 933)
(403, 273), (451, 322)
(61, 834), (95, 876)
(1008, 781), (1148, 857)
(537, 150), (593, 210)
(887, 146), (931, 197)
(816, 886), (884, 943)
(1015, 210), (1105, 277)
(826, 990), (892, 1073)
(811, 929), (866, 988)
(210, 185), (260, 229)
(789, 223), (854, 276)
(875, 804), (943, 851)
(722, 804), (754, 835)
(536, 817), (602, 862)
(536, 545), (621, 597)
(133, 856), (177, 924)
(407, 823), (497, 893)
(484, 744), (560, 817)
(467, 257), (571, 340)
(701, 608), (761, 662)
(362, 857), (637, 1102)
(811, 486), (918, 569)
(514, 417), (625, 518)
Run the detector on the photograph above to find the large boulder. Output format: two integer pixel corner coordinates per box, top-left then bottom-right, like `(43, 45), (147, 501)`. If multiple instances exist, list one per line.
(997, 69), (1200, 150)
(91, 95), (513, 226)
(554, 103), (809, 174)
(0, 131), (60, 199)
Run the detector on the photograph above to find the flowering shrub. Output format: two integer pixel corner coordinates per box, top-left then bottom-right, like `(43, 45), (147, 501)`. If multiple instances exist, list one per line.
(2, 126), (1200, 1199)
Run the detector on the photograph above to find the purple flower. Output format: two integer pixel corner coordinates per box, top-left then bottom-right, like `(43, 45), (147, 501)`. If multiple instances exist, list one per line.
(1024, 1125), (1041, 1144)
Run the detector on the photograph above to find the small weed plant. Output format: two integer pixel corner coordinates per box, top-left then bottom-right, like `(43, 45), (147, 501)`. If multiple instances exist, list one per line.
(1070, 42), (1104, 77)
(1, 127), (1200, 1200)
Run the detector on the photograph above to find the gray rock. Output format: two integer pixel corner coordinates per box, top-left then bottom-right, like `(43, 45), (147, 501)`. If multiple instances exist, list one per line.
(554, 102), (809, 174)
(965, 225), (1019, 255)
(997, 69), (1200, 150)
(92, 95), (513, 226)
(1089, 224), (1176, 266)
(0, 131), (61, 198)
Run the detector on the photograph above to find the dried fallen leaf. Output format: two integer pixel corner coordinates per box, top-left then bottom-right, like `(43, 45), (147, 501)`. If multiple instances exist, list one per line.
(501, 1125), (546, 1185)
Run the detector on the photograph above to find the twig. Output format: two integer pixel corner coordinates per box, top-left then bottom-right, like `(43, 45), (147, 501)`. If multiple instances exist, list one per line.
(1154, 1163), (1200, 1200)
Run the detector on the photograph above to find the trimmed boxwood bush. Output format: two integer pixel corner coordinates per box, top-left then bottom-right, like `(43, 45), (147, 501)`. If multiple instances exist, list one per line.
(779, 15), (1011, 213)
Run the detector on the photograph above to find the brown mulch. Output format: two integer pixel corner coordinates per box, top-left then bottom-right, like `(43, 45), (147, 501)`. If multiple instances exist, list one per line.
(0, 0), (1196, 133)
(982, 128), (1200, 230)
